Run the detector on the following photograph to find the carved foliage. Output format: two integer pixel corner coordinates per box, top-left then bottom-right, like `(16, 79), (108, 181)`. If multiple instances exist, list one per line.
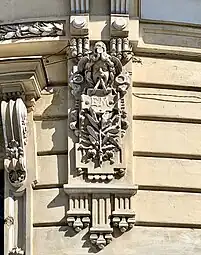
(1, 98), (27, 187)
(0, 21), (64, 40)
(69, 41), (130, 178)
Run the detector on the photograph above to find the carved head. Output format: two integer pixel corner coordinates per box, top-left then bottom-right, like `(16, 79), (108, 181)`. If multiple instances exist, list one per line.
(94, 41), (107, 54)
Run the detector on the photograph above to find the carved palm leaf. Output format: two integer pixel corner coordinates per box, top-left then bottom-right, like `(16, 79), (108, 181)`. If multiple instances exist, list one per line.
(108, 136), (121, 150)
(112, 115), (120, 125)
(87, 125), (99, 141)
(102, 112), (112, 130)
(86, 113), (99, 131)
(103, 125), (120, 135)
(102, 134), (109, 145)
(89, 107), (98, 122)
(89, 135), (97, 145)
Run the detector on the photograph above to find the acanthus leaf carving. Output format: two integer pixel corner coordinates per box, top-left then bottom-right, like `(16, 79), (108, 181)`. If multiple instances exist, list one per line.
(69, 41), (130, 181)
(1, 98), (28, 188)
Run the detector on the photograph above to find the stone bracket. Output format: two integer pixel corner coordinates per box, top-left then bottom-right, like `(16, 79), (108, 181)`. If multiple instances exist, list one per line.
(1, 98), (28, 188)
(64, 184), (137, 249)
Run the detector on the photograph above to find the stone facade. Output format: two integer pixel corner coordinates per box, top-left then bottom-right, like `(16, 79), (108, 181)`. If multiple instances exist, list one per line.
(1, 0), (201, 254)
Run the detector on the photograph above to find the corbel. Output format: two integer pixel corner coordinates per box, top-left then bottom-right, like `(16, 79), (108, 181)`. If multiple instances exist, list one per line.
(64, 184), (137, 250)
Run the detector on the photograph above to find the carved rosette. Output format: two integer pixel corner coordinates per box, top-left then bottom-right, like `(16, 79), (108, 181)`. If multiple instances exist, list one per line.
(1, 98), (27, 188)
(69, 41), (130, 181)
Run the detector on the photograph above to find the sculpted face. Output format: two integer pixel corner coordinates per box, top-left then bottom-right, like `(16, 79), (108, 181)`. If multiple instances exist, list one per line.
(92, 60), (109, 85)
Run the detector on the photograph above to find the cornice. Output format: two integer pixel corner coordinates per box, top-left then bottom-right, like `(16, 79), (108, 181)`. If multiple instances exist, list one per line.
(0, 56), (47, 102)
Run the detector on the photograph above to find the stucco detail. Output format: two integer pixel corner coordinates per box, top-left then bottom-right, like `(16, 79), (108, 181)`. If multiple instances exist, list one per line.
(69, 41), (130, 180)
(0, 21), (64, 40)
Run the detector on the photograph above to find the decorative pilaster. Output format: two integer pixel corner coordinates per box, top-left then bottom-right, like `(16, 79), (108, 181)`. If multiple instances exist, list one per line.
(65, 5), (137, 248)
(112, 194), (135, 232)
(2, 57), (47, 255)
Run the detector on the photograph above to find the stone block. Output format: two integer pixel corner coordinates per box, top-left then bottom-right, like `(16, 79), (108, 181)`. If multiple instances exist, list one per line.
(133, 120), (201, 155)
(135, 157), (201, 189)
(34, 87), (68, 118)
(44, 56), (68, 85)
(134, 190), (201, 224)
(33, 226), (201, 255)
(35, 119), (68, 153)
(133, 57), (201, 88)
(37, 155), (68, 185)
(33, 188), (67, 224)
(133, 87), (201, 120)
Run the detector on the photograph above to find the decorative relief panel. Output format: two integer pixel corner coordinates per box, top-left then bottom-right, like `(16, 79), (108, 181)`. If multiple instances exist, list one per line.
(69, 41), (130, 181)
(66, 20), (136, 248)
(0, 21), (64, 40)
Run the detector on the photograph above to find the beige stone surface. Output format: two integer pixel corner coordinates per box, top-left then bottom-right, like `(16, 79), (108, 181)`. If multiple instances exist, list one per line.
(135, 156), (201, 189)
(140, 23), (201, 49)
(33, 226), (201, 255)
(133, 120), (201, 155)
(0, 0), (70, 21)
(33, 188), (67, 224)
(35, 119), (67, 152)
(134, 190), (201, 224)
(133, 57), (201, 88)
(33, 188), (201, 225)
(34, 87), (68, 118)
(44, 56), (68, 85)
(37, 155), (68, 185)
(133, 87), (201, 120)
